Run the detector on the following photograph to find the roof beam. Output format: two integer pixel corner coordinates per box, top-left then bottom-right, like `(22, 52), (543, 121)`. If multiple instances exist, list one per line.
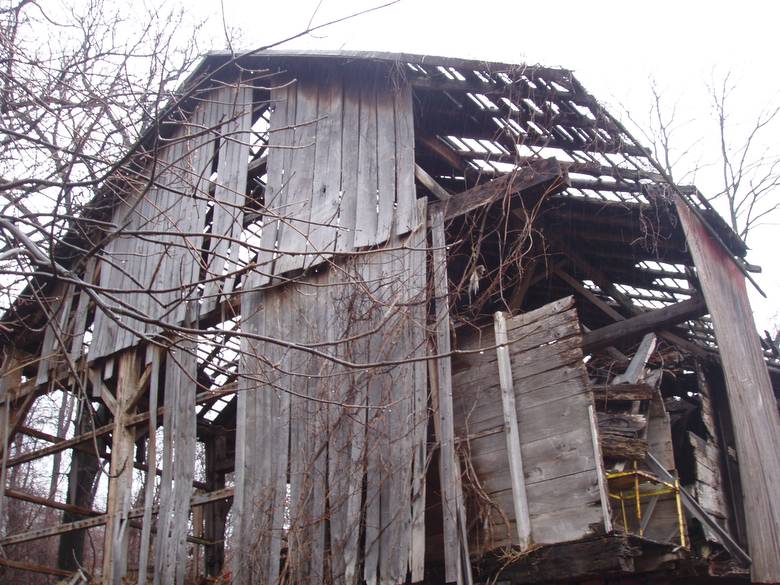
(430, 157), (567, 222)
(582, 296), (707, 351)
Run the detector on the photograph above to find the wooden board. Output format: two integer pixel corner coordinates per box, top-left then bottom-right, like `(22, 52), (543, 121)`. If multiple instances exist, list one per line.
(677, 199), (780, 583)
(89, 93), (217, 361)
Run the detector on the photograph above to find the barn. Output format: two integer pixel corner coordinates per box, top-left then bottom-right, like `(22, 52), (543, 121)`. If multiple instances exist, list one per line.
(1, 50), (779, 584)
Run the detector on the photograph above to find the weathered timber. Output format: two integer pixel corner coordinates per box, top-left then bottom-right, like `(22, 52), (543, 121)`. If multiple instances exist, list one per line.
(494, 311), (531, 550)
(429, 158), (567, 222)
(415, 163), (451, 201)
(593, 383), (654, 402)
(102, 350), (138, 583)
(476, 535), (640, 584)
(600, 432), (648, 460)
(677, 200), (780, 581)
(0, 487), (234, 547)
(137, 346), (160, 585)
(4, 488), (102, 517)
(581, 296), (706, 351)
(0, 558), (74, 578)
(452, 297), (606, 553)
(430, 207), (470, 585)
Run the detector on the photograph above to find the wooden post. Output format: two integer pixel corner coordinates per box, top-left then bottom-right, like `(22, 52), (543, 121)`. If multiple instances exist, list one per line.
(102, 350), (139, 584)
(677, 200), (780, 583)
(0, 352), (22, 539)
(204, 437), (228, 577)
(493, 311), (532, 549)
(430, 208), (472, 585)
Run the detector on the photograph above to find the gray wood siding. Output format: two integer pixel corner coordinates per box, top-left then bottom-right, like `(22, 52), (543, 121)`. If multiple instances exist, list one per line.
(451, 297), (607, 554)
(257, 74), (417, 284)
(89, 84), (252, 361)
(234, 200), (427, 585)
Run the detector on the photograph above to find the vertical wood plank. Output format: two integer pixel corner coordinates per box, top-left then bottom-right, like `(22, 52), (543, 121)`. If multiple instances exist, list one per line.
(588, 404), (614, 533)
(336, 79), (361, 253)
(430, 207), (468, 585)
(493, 311), (532, 550)
(677, 199), (780, 582)
(375, 86), (396, 246)
(306, 71), (343, 269)
(154, 317), (197, 585)
(354, 81), (378, 248)
(203, 83), (253, 309)
(393, 83), (417, 236)
(363, 248), (382, 585)
(409, 200), (428, 583)
(275, 80), (317, 276)
(137, 345), (161, 585)
(103, 350), (138, 584)
(0, 353), (22, 538)
(257, 82), (293, 286)
(69, 258), (96, 363)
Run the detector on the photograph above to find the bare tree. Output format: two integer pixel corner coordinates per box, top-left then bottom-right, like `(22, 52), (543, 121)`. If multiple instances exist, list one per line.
(625, 75), (780, 246)
(710, 73), (780, 244)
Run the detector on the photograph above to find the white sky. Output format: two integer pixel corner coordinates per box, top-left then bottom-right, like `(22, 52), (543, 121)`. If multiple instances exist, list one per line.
(193, 0), (780, 330)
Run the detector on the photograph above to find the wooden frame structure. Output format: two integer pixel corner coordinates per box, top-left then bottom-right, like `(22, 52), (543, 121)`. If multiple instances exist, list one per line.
(1, 50), (779, 584)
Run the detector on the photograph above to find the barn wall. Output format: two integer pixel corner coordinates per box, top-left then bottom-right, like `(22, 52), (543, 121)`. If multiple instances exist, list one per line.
(234, 200), (428, 585)
(257, 69), (417, 282)
(88, 84), (253, 362)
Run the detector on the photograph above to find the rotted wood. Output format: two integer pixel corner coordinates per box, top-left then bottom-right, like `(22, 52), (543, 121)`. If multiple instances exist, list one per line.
(600, 433), (648, 460)
(476, 535), (640, 584)
(593, 383), (654, 402)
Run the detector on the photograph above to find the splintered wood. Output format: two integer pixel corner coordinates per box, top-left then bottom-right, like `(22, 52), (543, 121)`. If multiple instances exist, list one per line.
(233, 201), (428, 585)
(451, 296), (607, 553)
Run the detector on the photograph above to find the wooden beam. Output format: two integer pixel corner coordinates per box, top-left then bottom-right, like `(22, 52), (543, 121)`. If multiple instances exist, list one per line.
(431, 158), (567, 222)
(592, 383), (655, 402)
(0, 558), (74, 578)
(0, 487), (234, 547)
(4, 488), (102, 517)
(677, 200), (780, 580)
(415, 163), (451, 201)
(582, 296), (706, 352)
(417, 135), (466, 170)
(103, 350), (138, 582)
(494, 311), (531, 549)
(430, 208), (472, 585)
(6, 385), (234, 468)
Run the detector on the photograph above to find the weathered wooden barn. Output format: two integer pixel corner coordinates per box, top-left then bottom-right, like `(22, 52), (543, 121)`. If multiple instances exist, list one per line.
(1, 50), (780, 585)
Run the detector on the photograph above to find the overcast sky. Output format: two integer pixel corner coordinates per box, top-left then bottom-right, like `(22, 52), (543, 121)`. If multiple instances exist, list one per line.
(194, 0), (780, 329)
